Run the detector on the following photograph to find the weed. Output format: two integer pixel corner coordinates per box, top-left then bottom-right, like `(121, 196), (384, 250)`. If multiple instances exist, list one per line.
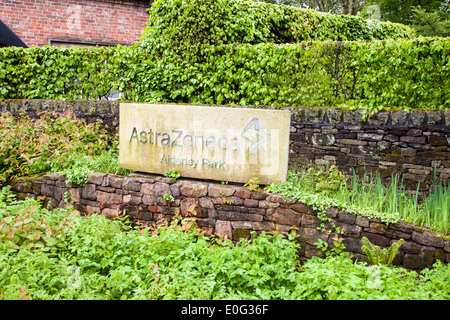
(163, 169), (181, 180)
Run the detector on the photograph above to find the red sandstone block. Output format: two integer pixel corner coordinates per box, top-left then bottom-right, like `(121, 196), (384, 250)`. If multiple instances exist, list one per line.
(86, 205), (100, 215)
(234, 188), (251, 199)
(244, 199), (259, 208)
(266, 194), (286, 203)
(148, 206), (160, 213)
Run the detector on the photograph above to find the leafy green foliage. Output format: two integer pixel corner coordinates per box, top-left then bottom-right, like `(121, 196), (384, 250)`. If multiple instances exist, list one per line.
(266, 166), (450, 233)
(49, 141), (132, 186)
(361, 236), (405, 266)
(411, 5), (450, 37)
(3, 0), (445, 116)
(163, 169), (181, 180)
(0, 190), (449, 300)
(0, 46), (124, 100)
(139, 0), (414, 47)
(0, 186), (77, 252)
(0, 110), (111, 183)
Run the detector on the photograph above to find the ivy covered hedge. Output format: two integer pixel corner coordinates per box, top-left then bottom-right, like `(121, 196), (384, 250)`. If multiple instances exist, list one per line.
(1, 0), (449, 113)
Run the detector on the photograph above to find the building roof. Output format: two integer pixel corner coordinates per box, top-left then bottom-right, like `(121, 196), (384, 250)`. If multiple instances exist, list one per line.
(0, 19), (28, 47)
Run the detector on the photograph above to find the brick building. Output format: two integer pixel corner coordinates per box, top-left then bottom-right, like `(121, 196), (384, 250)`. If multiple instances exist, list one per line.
(0, 0), (151, 47)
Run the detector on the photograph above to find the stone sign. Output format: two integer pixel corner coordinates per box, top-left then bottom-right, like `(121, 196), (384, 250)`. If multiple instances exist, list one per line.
(119, 103), (291, 184)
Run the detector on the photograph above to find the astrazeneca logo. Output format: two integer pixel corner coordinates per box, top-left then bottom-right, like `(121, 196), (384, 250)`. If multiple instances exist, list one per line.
(129, 117), (269, 154)
(241, 117), (269, 154)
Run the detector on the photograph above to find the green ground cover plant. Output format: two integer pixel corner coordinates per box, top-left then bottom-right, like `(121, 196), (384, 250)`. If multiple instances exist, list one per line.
(0, 188), (448, 300)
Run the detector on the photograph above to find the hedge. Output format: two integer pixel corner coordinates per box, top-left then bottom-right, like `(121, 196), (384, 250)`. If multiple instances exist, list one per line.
(140, 0), (415, 47)
(1, 0), (449, 113)
(122, 37), (450, 112)
(0, 46), (120, 100)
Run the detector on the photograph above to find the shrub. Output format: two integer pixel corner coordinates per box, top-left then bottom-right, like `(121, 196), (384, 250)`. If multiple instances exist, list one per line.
(0, 110), (112, 183)
(0, 46), (123, 100)
(140, 0), (414, 48)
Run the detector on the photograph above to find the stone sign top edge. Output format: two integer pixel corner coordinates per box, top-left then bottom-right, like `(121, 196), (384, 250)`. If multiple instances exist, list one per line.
(119, 102), (291, 115)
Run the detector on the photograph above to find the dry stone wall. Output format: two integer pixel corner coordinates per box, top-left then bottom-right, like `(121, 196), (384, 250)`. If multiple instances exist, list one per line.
(11, 172), (450, 270)
(289, 107), (449, 190)
(1, 99), (448, 190)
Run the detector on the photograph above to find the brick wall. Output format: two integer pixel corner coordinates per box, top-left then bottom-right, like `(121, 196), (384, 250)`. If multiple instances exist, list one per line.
(0, 0), (149, 47)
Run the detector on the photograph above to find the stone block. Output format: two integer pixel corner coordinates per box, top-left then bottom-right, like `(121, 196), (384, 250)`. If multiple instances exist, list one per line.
(208, 184), (236, 197)
(400, 147), (417, 157)
(311, 133), (335, 146)
(412, 231), (444, 248)
(198, 197), (214, 209)
(181, 181), (208, 198)
(250, 191), (269, 200)
(244, 199), (259, 208)
(96, 191), (122, 204)
(141, 182), (171, 196)
(297, 227), (328, 246)
(338, 212), (356, 224)
(355, 215), (370, 228)
(403, 253), (425, 269)
(400, 240), (421, 254)
(86, 205), (101, 215)
(429, 135), (448, 146)
(119, 103), (290, 185)
(357, 133), (384, 141)
(343, 109), (364, 124)
(41, 184), (54, 197)
(383, 134), (399, 143)
(69, 188), (81, 203)
(367, 112), (389, 125)
(231, 221), (253, 229)
(326, 108), (343, 124)
(54, 187), (67, 202)
(215, 220), (232, 239)
(445, 240), (450, 253)
(336, 222), (362, 238)
(407, 129), (423, 137)
(102, 208), (119, 218)
(265, 208), (301, 226)
(122, 177), (141, 192)
(342, 237), (363, 254)
(336, 139), (368, 146)
(290, 203), (313, 214)
(258, 200), (280, 209)
(248, 214), (264, 222)
(300, 214), (321, 228)
(87, 172), (106, 185)
(142, 194), (154, 205)
(252, 221), (275, 231)
(409, 110), (426, 126)
(216, 211), (249, 221)
(234, 187), (251, 199)
(427, 110), (443, 125)
(391, 110), (408, 126)
(197, 218), (216, 228)
(266, 194), (286, 203)
(361, 232), (390, 247)
(400, 136), (426, 144)
(170, 182), (182, 197)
